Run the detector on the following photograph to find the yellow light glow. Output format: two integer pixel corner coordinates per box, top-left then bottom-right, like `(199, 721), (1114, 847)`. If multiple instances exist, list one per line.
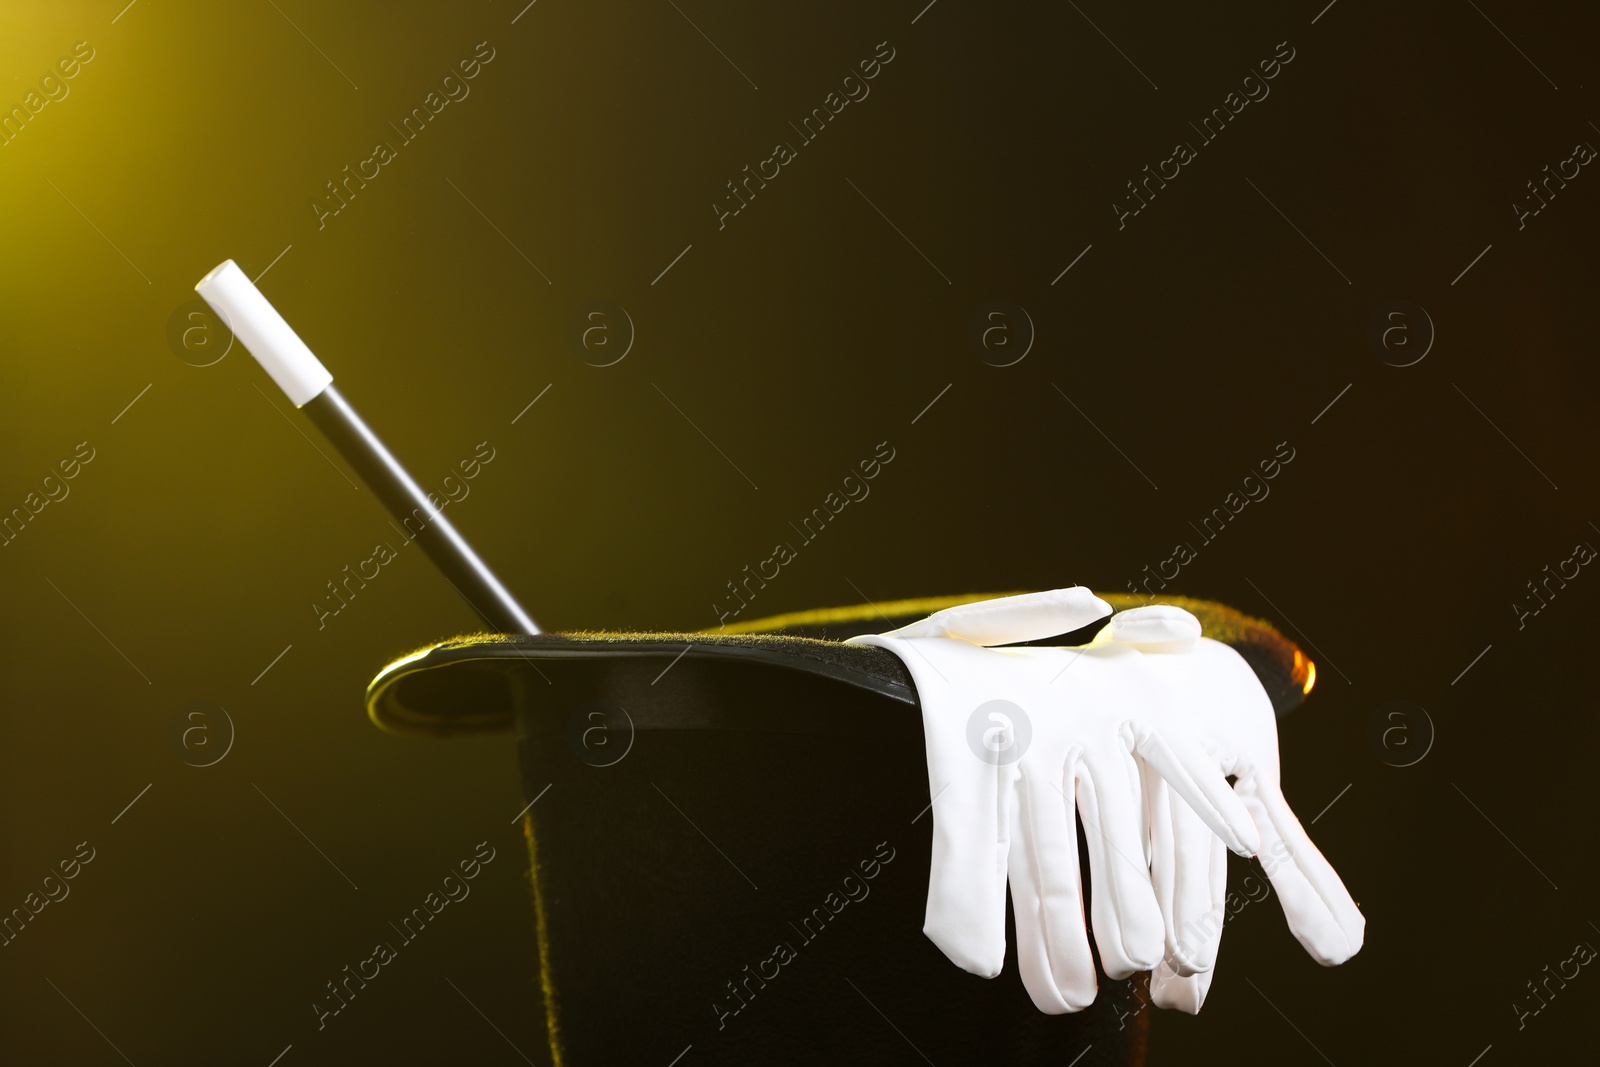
(1302, 658), (1317, 695)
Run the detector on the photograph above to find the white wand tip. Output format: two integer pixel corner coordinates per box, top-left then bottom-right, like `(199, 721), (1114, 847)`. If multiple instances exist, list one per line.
(195, 259), (332, 407)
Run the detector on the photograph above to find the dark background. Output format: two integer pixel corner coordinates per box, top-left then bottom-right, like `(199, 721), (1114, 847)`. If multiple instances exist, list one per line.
(2, 0), (1597, 1063)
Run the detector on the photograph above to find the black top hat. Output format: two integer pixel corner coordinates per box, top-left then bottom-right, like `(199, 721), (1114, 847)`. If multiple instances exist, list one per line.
(365, 592), (1314, 1067)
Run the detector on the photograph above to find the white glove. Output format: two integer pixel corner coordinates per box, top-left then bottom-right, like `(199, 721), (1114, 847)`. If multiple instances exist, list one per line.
(1100, 605), (1365, 1013)
(850, 589), (1260, 1013)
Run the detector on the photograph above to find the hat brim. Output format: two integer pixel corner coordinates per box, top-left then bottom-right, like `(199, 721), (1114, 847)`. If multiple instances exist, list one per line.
(366, 592), (1316, 738)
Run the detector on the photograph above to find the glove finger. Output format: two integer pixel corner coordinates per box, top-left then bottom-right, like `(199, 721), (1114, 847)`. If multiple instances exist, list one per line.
(1076, 745), (1164, 979)
(1162, 780), (1229, 977)
(1109, 604), (1202, 650)
(1144, 770), (1180, 967)
(887, 587), (1113, 645)
(1150, 957), (1215, 1014)
(1238, 778), (1365, 965)
(923, 767), (1014, 977)
(1145, 741), (1216, 1006)
(1205, 807), (1228, 956)
(1009, 760), (1098, 1012)
(1134, 730), (1260, 857)
(1140, 754), (1167, 890)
